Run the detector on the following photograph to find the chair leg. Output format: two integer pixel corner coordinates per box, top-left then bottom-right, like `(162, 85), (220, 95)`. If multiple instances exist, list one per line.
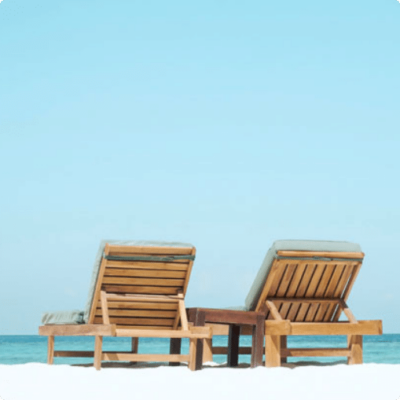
(265, 335), (281, 367)
(129, 337), (139, 365)
(94, 336), (103, 371)
(131, 337), (139, 353)
(195, 339), (205, 370)
(47, 336), (54, 365)
(348, 335), (363, 365)
(188, 338), (198, 371)
(194, 310), (205, 369)
(280, 336), (287, 364)
(228, 324), (240, 367)
(169, 338), (182, 366)
(203, 338), (213, 363)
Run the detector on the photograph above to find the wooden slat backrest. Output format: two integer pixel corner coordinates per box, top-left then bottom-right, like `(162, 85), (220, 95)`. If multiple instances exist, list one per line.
(255, 251), (364, 323)
(88, 244), (196, 330)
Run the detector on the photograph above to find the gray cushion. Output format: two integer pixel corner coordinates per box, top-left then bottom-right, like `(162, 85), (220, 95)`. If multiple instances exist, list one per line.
(41, 310), (84, 325)
(41, 240), (195, 325)
(244, 240), (362, 311)
(226, 306), (247, 311)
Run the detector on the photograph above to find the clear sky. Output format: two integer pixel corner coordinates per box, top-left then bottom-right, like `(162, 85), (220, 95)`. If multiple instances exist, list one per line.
(1, 0), (399, 334)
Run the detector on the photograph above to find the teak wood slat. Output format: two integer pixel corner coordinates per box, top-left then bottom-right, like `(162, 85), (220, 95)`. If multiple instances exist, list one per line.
(295, 262), (326, 322)
(306, 263), (336, 322)
(207, 345), (349, 357)
(100, 301), (178, 310)
(333, 262), (362, 321)
(273, 270), (290, 319)
(273, 298), (341, 304)
(102, 353), (191, 362)
(276, 250), (365, 259)
(102, 277), (185, 287)
(101, 285), (182, 295)
(264, 320), (382, 336)
(268, 262), (288, 298)
(279, 262), (305, 319)
(105, 261), (189, 271)
(281, 348), (351, 357)
(255, 262), (281, 311)
(178, 298), (189, 331)
(115, 326), (212, 338)
(104, 268), (187, 279)
(325, 263), (355, 321)
(95, 309), (177, 318)
(52, 349), (200, 361)
(100, 291), (110, 325)
(116, 325), (170, 330)
(93, 317), (175, 326)
(39, 324), (116, 337)
(285, 262), (317, 321)
(275, 263), (298, 297)
(315, 263), (346, 322)
(108, 256), (190, 264)
(106, 294), (182, 302)
(107, 245), (194, 255)
(265, 301), (283, 321)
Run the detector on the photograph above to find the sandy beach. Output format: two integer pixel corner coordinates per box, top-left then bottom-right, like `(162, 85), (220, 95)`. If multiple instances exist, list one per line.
(1, 363), (399, 400)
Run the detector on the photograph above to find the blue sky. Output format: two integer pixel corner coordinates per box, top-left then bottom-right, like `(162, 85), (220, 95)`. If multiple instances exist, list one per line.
(0, 0), (399, 334)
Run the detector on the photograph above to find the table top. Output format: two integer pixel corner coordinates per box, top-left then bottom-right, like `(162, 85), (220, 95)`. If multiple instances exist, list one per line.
(187, 307), (265, 325)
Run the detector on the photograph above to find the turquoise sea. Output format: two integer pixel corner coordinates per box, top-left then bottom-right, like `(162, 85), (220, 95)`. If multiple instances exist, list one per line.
(0, 335), (399, 366)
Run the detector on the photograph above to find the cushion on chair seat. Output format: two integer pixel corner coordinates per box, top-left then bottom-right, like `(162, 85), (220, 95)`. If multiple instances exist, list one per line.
(41, 310), (84, 325)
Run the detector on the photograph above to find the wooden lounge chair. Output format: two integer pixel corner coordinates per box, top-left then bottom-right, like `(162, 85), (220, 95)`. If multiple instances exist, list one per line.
(198, 240), (382, 367)
(39, 241), (211, 370)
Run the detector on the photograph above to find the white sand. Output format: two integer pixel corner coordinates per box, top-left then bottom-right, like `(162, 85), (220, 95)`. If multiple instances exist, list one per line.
(0, 363), (399, 400)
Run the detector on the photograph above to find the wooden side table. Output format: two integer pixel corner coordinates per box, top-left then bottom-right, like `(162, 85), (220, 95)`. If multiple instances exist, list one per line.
(185, 308), (265, 370)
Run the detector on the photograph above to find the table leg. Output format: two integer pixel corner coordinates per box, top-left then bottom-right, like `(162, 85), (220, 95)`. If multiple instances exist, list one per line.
(228, 324), (240, 367)
(194, 310), (206, 370)
(280, 336), (287, 364)
(169, 338), (182, 366)
(251, 314), (264, 367)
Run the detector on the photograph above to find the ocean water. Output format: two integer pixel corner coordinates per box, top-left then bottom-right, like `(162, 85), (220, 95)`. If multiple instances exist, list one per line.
(0, 334), (399, 366)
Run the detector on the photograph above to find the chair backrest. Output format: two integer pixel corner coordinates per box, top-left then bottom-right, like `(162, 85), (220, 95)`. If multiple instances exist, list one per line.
(87, 242), (196, 330)
(246, 240), (364, 323)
